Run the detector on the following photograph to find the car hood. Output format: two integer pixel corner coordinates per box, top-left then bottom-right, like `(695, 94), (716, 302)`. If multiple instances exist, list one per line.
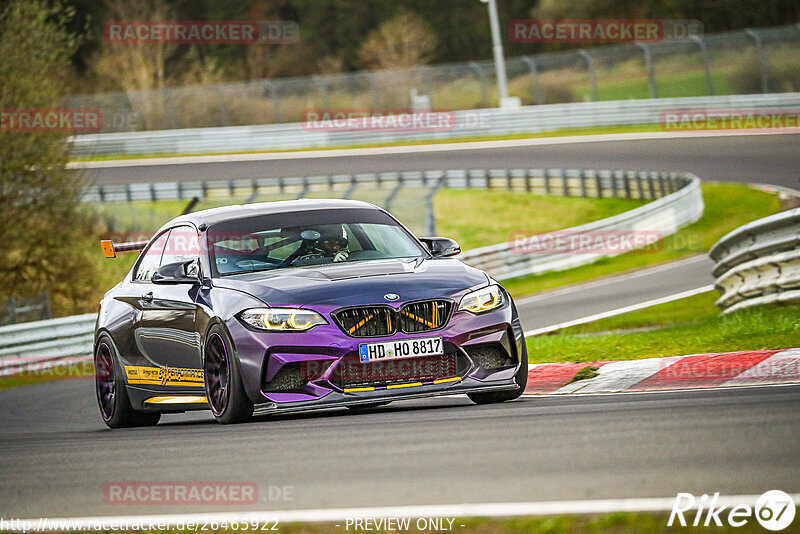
(212, 258), (489, 307)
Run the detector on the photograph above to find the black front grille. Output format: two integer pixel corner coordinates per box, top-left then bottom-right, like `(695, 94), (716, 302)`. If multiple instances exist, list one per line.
(333, 307), (395, 337)
(332, 300), (452, 338)
(398, 300), (451, 333)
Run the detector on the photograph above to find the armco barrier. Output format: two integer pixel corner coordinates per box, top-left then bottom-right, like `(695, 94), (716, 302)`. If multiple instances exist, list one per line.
(81, 167), (704, 277)
(710, 207), (800, 312)
(0, 314), (96, 374)
(70, 92), (800, 156)
(461, 172), (703, 280)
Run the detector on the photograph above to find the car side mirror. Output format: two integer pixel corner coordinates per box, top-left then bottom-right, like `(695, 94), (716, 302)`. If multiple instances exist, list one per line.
(152, 260), (200, 285)
(420, 237), (461, 257)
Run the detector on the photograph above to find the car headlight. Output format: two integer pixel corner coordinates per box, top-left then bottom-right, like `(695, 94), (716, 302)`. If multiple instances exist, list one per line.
(458, 285), (504, 314)
(239, 308), (327, 332)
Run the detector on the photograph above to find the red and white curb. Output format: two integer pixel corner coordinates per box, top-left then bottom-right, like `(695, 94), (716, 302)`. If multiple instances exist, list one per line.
(523, 348), (800, 395)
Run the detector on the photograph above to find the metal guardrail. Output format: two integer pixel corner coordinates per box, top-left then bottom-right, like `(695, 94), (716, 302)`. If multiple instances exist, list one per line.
(0, 314), (96, 374)
(71, 92), (800, 156)
(710, 207), (800, 312)
(462, 172), (703, 280)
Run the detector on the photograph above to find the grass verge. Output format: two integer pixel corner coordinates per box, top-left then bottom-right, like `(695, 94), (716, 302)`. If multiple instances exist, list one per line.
(0, 361), (93, 391)
(503, 182), (781, 298)
(526, 295), (800, 364)
(434, 190), (643, 251)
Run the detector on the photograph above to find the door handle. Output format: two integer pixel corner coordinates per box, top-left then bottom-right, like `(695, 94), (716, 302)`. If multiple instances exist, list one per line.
(142, 291), (154, 302)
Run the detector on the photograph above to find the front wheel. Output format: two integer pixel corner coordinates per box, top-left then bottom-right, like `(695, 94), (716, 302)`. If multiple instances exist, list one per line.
(204, 325), (253, 424)
(94, 335), (161, 428)
(468, 342), (528, 405)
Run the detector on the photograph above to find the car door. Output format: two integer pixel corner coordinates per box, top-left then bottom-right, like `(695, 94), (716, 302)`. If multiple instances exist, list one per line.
(133, 225), (203, 372)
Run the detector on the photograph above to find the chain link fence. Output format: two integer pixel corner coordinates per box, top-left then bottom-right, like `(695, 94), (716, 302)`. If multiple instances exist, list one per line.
(64, 25), (800, 133)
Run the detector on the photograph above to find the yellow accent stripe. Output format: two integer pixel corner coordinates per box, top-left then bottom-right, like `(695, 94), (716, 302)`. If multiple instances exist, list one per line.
(144, 396), (208, 404)
(433, 377), (462, 384)
(387, 382), (423, 389)
(399, 310), (436, 328)
(348, 313), (375, 334)
(345, 377), (462, 393)
(124, 365), (204, 388)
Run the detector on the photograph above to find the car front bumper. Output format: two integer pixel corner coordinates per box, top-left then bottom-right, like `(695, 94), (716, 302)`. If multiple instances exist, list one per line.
(226, 299), (526, 411)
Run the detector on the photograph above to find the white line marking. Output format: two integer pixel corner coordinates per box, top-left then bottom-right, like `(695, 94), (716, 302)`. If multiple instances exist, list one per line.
(514, 255), (711, 306)
(523, 285), (715, 337)
(69, 130), (799, 169)
(19, 494), (800, 530)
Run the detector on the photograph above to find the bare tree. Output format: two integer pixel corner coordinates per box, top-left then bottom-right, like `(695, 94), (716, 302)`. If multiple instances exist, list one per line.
(90, 0), (176, 128)
(358, 11), (437, 70)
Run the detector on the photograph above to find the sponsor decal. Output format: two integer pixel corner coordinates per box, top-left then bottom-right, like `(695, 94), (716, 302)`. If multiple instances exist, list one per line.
(124, 365), (204, 387)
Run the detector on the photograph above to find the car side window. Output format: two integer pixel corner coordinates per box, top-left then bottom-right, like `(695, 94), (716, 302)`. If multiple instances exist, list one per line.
(161, 226), (201, 277)
(133, 231), (169, 282)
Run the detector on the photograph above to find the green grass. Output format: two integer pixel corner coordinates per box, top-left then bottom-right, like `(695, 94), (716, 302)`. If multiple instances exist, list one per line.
(434, 190), (643, 251)
(564, 291), (721, 335)
(526, 301), (800, 365)
(503, 183), (781, 298)
(0, 361), (93, 391)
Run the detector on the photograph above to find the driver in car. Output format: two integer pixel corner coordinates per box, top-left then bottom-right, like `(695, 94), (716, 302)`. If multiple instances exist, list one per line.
(298, 227), (350, 264)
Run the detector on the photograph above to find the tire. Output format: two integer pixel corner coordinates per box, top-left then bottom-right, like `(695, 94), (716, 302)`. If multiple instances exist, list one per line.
(204, 324), (253, 424)
(467, 342), (528, 405)
(94, 335), (161, 429)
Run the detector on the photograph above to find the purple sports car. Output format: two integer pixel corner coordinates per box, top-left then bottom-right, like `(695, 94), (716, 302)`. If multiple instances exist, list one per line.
(94, 199), (527, 427)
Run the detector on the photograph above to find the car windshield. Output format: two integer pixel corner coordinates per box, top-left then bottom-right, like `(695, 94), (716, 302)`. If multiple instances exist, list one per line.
(207, 208), (428, 276)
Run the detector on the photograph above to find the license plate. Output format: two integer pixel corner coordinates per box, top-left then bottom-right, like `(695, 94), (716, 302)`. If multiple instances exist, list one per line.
(358, 337), (443, 363)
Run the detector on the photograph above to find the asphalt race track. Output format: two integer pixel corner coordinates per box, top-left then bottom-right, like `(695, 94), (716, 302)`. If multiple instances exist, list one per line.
(1, 380), (799, 518)
(514, 255), (714, 333)
(1, 133), (798, 519)
(83, 133), (800, 188)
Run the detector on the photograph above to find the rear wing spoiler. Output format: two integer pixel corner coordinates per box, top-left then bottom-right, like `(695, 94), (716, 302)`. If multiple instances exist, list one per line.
(100, 240), (148, 258)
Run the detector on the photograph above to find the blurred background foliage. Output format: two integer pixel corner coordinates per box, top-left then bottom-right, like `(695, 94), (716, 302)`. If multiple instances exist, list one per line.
(36, 0), (800, 92)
